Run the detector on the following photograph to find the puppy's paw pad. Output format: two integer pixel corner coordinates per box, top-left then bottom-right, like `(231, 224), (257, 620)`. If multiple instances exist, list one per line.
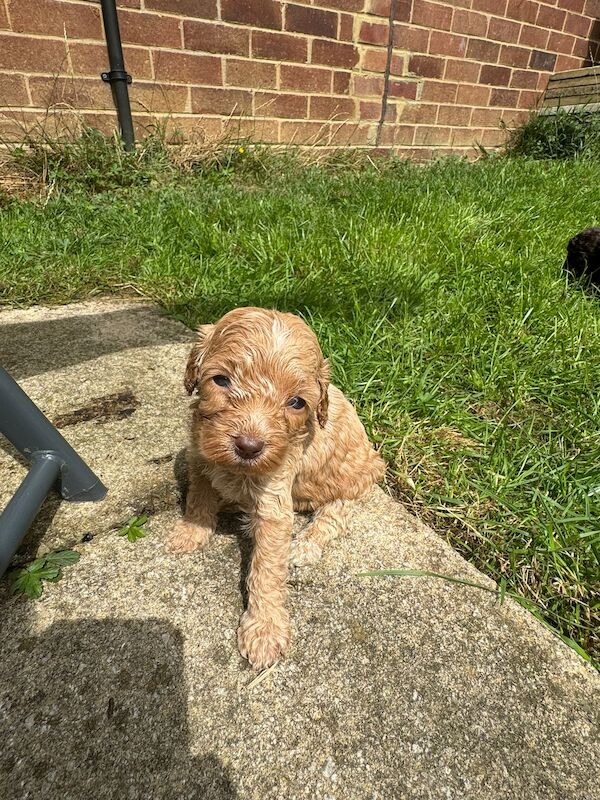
(238, 612), (290, 670)
(290, 538), (323, 567)
(166, 520), (211, 554)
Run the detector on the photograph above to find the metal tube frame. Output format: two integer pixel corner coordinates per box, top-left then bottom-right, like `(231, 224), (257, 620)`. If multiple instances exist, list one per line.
(0, 367), (107, 577)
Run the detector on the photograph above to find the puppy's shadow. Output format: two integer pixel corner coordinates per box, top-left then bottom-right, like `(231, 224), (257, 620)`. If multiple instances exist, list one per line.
(173, 447), (252, 607)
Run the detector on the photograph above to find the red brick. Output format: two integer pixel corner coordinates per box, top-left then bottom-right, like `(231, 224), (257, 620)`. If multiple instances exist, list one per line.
(536, 5), (566, 31)
(548, 31), (576, 54)
(339, 13), (354, 41)
(420, 79), (458, 102)
(564, 0), (586, 11)
(452, 9), (488, 37)
(390, 124), (415, 145)
(0, 34), (67, 73)
(359, 21), (389, 45)
(499, 45), (530, 68)
(487, 17), (521, 43)
(466, 38), (500, 62)
(411, 1), (453, 31)
(554, 53), (582, 71)
(518, 89), (539, 108)
(253, 30), (308, 62)
(391, 55), (404, 75)
(133, 83), (191, 113)
(400, 102), (437, 123)
(429, 30), (467, 57)
(313, 0), (363, 11)
(519, 24), (549, 49)
(309, 95), (355, 119)
(445, 58), (480, 82)
(368, 0), (390, 16)
(286, 4), (337, 38)
(145, 0), (217, 17)
(409, 54), (445, 78)
(254, 91), (307, 118)
(312, 39), (358, 68)
(0, 72), (29, 106)
(480, 64), (511, 85)
(280, 64), (332, 92)
(456, 83), (490, 105)
(119, 10), (181, 48)
(184, 21), (250, 56)
(153, 50), (222, 84)
(529, 49), (557, 70)
(393, 23), (430, 53)
(563, 12), (592, 38)
(353, 74), (384, 96)
(489, 87), (519, 106)
(506, 0), (538, 24)
(226, 59), (277, 89)
(395, 0), (413, 20)
(333, 70), (351, 94)
(585, 0), (600, 15)
(471, 107), (502, 126)
(69, 43), (152, 79)
(221, 0), (282, 31)
(510, 69), (538, 89)
(572, 37), (594, 58)
(414, 125), (451, 146)
(388, 79), (419, 99)
(362, 48), (388, 72)
(0, 3), (8, 29)
(436, 104), (471, 125)
(191, 86), (252, 115)
(472, 0), (507, 12)
(29, 76), (111, 110)
(450, 127), (481, 147)
(328, 121), (377, 146)
(359, 99), (383, 120)
(235, 117), (280, 142)
(280, 120), (329, 144)
(9, 0), (102, 38)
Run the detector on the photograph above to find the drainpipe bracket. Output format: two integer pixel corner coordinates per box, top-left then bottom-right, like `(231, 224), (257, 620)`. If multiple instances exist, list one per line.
(101, 69), (132, 85)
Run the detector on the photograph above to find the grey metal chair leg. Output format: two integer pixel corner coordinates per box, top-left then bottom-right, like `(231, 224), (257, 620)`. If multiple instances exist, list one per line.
(0, 367), (107, 576)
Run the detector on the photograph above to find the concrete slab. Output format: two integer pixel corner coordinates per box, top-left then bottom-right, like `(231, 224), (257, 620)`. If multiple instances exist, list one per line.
(1, 299), (598, 799)
(0, 299), (194, 556)
(0, 491), (598, 800)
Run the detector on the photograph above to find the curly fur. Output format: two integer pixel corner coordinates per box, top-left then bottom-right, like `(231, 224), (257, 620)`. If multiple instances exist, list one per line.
(167, 307), (385, 669)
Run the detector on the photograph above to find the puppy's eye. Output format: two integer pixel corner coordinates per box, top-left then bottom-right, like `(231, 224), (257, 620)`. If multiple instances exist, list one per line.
(212, 375), (230, 388)
(288, 396), (306, 410)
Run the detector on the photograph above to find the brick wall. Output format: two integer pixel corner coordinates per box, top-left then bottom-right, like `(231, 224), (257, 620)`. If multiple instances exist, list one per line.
(0, 0), (599, 156)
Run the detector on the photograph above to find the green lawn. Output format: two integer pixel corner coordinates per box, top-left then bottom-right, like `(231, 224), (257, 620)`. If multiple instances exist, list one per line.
(1, 148), (599, 664)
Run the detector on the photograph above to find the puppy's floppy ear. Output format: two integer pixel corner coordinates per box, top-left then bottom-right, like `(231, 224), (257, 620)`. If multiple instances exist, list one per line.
(184, 324), (215, 395)
(316, 358), (330, 428)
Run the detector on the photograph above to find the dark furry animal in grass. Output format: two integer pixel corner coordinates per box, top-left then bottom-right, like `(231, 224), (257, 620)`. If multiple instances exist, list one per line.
(563, 227), (600, 288)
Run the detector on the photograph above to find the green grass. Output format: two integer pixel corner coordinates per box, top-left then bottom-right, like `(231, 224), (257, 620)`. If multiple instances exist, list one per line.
(1, 143), (599, 664)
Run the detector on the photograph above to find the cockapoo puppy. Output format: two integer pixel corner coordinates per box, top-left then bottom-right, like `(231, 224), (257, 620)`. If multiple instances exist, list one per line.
(168, 307), (384, 669)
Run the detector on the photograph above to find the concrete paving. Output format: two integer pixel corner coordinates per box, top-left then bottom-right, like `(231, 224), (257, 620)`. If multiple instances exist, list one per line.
(0, 299), (194, 555)
(0, 300), (599, 800)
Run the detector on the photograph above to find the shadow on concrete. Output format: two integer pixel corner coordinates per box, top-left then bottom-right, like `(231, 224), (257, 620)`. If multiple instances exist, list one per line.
(0, 305), (193, 381)
(0, 616), (238, 799)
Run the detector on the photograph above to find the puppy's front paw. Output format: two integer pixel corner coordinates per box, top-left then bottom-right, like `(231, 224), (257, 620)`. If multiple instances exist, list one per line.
(289, 536), (323, 567)
(166, 519), (212, 554)
(237, 610), (290, 669)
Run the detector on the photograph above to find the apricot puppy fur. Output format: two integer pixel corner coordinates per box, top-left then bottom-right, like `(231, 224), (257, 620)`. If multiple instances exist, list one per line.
(168, 307), (384, 669)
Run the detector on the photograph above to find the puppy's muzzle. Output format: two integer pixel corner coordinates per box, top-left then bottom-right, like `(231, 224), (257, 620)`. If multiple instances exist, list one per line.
(234, 435), (265, 460)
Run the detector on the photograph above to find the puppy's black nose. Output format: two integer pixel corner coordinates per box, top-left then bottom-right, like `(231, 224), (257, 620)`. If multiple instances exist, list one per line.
(234, 435), (265, 459)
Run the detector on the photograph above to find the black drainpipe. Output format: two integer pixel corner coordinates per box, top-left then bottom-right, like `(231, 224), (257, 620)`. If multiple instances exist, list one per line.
(100, 0), (135, 151)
